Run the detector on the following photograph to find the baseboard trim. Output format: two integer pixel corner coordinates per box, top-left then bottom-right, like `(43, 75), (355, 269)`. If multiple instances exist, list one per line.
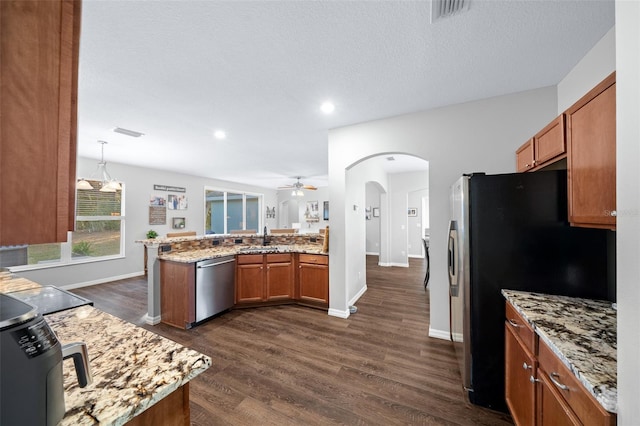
(378, 262), (392, 267)
(60, 271), (145, 290)
(389, 262), (409, 268)
(428, 326), (451, 341)
(349, 284), (367, 306)
(408, 254), (423, 259)
(144, 314), (162, 325)
(328, 308), (350, 319)
(365, 251), (380, 256)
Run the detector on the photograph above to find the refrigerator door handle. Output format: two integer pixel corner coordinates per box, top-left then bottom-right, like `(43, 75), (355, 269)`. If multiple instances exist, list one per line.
(448, 220), (459, 296)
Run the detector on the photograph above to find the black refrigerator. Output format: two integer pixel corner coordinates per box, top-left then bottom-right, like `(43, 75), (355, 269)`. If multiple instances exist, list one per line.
(447, 170), (614, 411)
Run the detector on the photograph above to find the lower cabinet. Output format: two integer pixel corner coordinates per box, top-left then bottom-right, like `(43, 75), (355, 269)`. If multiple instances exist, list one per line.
(504, 301), (615, 426)
(235, 252), (329, 308)
(235, 253), (294, 304)
(160, 260), (196, 329)
(505, 324), (536, 426)
(297, 253), (329, 307)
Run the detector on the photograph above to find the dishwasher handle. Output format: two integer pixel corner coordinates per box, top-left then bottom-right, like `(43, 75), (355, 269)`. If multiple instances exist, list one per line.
(197, 258), (236, 268)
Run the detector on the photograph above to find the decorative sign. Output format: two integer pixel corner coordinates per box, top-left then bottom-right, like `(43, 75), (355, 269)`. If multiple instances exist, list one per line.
(154, 184), (186, 193)
(149, 206), (166, 225)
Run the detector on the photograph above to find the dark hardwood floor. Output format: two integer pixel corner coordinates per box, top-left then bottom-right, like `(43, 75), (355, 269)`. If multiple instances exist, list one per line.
(72, 256), (513, 425)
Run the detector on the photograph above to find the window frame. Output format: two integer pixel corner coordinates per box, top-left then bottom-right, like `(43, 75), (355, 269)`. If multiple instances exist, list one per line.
(7, 180), (126, 271)
(204, 186), (263, 235)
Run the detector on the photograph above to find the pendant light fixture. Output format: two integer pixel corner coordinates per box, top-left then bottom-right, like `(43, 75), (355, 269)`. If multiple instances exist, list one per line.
(77, 140), (121, 192)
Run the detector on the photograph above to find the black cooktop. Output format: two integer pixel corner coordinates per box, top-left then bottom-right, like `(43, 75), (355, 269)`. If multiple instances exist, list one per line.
(7, 286), (93, 315)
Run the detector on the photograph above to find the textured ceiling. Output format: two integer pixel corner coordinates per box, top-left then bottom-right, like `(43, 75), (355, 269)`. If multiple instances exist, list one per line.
(77, 0), (614, 190)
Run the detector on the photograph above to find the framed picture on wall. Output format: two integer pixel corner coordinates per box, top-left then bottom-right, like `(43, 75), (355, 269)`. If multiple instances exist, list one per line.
(408, 208), (418, 217)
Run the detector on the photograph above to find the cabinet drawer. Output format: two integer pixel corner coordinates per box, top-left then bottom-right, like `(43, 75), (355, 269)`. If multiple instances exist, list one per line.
(298, 254), (328, 265)
(505, 302), (536, 354)
(538, 340), (615, 426)
(266, 253), (291, 263)
(236, 254), (263, 265)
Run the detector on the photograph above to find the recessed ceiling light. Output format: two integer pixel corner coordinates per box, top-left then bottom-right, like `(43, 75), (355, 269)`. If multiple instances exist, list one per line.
(113, 127), (144, 137)
(386, 156), (395, 161)
(214, 130), (226, 140)
(320, 101), (335, 114)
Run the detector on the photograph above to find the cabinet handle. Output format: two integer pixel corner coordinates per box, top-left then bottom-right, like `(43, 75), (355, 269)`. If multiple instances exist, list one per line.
(610, 210), (617, 217)
(507, 319), (522, 328)
(529, 375), (540, 384)
(549, 372), (569, 391)
(523, 362), (532, 370)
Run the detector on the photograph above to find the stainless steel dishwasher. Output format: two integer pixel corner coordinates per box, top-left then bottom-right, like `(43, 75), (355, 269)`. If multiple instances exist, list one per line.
(195, 255), (236, 323)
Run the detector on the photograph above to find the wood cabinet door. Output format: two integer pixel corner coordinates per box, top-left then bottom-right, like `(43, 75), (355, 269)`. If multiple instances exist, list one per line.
(505, 324), (536, 426)
(298, 263), (329, 305)
(0, 0), (81, 245)
(236, 263), (264, 303)
(534, 115), (565, 165)
(266, 261), (294, 301)
(160, 261), (195, 328)
(536, 368), (581, 426)
(566, 73), (616, 229)
(516, 139), (535, 172)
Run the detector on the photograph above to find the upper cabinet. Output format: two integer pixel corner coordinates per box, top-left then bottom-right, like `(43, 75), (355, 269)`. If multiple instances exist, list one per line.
(515, 73), (616, 230)
(565, 72), (616, 229)
(0, 0), (81, 245)
(516, 115), (566, 173)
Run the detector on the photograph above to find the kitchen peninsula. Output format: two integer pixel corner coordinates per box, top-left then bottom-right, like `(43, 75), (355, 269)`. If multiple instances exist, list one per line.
(140, 231), (329, 329)
(0, 272), (211, 425)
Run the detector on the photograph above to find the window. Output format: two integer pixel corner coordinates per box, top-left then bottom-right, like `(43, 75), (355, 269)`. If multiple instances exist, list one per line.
(1, 180), (125, 269)
(205, 188), (262, 234)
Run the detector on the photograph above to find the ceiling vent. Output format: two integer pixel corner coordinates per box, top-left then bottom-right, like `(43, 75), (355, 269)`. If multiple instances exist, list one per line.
(113, 127), (144, 137)
(431, 0), (470, 23)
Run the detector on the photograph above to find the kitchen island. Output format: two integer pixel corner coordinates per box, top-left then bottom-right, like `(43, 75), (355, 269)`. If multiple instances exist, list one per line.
(502, 289), (616, 423)
(0, 272), (211, 425)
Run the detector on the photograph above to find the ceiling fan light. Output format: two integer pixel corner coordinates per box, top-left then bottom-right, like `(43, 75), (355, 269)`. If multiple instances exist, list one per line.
(99, 184), (116, 193)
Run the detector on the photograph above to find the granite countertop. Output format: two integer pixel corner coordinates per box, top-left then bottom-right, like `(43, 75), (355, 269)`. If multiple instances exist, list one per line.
(502, 289), (616, 413)
(159, 244), (327, 263)
(1, 273), (211, 425)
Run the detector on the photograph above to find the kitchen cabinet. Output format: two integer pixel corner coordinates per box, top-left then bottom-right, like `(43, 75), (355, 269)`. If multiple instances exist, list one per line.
(297, 253), (329, 307)
(516, 115), (566, 173)
(505, 303), (536, 426)
(160, 260), (196, 328)
(566, 72), (616, 229)
(235, 253), (294, 304)
(0, 0), (81, 245)
(504, 300), (615, 426)
(516, 139), (535, 172)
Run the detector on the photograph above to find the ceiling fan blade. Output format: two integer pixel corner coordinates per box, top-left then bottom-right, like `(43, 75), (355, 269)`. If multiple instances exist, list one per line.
(302, 185), (317, 190)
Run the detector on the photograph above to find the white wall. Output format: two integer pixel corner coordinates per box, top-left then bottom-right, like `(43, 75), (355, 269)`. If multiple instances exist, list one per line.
(17, 158), (277, 288)
(557, 27), (616, 113)
(276, 187), (330, 233)
(365, 182), (383, 255)
(343, 158), (389, 306)
(389, 171), (429, 260)
(328, 86), (557, 324)
(614, 3), (640, 424)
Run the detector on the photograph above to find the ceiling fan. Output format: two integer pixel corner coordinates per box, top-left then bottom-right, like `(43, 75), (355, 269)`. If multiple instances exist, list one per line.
(278, 177), (317, 196)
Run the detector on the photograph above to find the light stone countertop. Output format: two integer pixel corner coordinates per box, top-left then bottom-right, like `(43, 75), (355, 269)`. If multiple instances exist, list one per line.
(0, 273), (211, 425)
(159, 244), (327, 263)
(502, 289), (616, 413)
